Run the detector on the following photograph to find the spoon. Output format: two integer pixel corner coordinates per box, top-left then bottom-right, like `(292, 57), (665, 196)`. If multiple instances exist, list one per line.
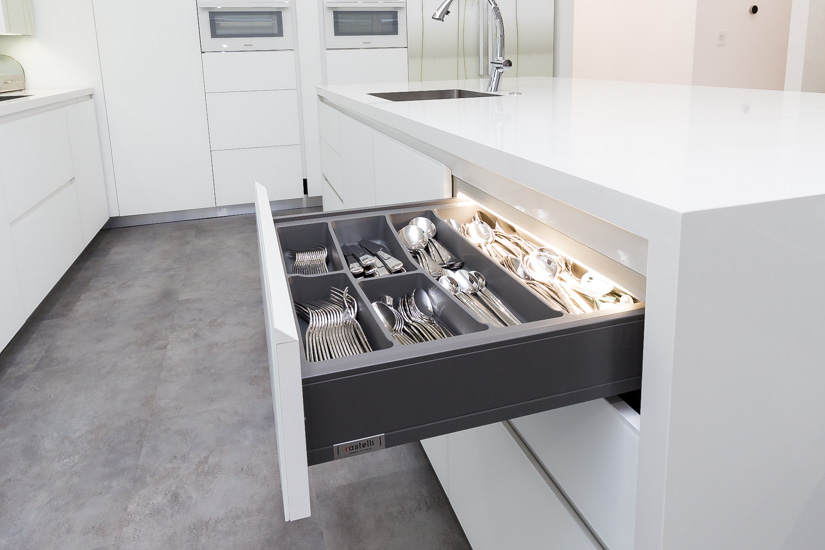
(438, 275), (502, 326)
(467, 270), (522, 326)
(446, 218), (464, 233)
(503, 254), (568, 313)
(410, 217), (462, 267)
(523, 250), (560, 283)
(398, 225), (443, 277)
(440, 273), (505, 327)
(453, 269), (511, 327)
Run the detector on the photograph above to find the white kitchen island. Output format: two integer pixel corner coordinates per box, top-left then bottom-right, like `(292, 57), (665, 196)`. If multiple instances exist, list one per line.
(317, 77), (825, 550)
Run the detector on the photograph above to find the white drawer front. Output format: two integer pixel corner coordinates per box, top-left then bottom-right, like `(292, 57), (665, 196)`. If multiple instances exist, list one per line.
(206, 90), (301, 150)
(0, 108), (74, 222)
(321, 176), (345, 212)
(449, 423), (600, 550)
(213, 146), (303, 206)
(11, 182), (85, 316)
(202, 51), (297, 93)
(320, 140), (343, 200)
(325, 48), (409, 86)
(421, 436), (450, 497)
(373, 132), (451, 206)
(318, 101), (342, 154)
(511, 399), (641, 550)
(0, 193), (24, 350)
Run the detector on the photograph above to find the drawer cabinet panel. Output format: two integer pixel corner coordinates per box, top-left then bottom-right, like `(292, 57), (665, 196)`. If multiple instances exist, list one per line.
(12, 183), (84, 316)
(0, 108), (73, 222)
(449, 423), (600, 550)
(207, 90), (301, 150)
(254, 185), (645, 520)
(511, 398), (641, 550)
(202, 51), (297, 93)
(318, 101), (341, 154)
(213, 146), (303, 206)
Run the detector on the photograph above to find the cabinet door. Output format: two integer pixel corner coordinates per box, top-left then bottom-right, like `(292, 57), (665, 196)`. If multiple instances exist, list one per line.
(420, 436), (450, 496)
(93, 0), (216, 216)
(373, 132), (451, 206)
(325, 48), (409, 86)
(202, 51), (297, 93)
(212, 146), (303, 206)
(339, 115), (375, 208)
(449, 423), (600, 550)
(65, 101), (109, 244)
(12, 183), (85, 316)
(206, 90), (301, 151)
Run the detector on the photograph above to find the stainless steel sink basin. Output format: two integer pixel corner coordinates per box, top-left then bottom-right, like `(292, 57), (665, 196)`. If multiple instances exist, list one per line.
(0, 95), (29, 102)
(368, 89), (498, 102)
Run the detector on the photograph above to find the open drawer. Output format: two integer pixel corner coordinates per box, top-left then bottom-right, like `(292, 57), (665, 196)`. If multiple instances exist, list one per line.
(254, 184), (645, 521)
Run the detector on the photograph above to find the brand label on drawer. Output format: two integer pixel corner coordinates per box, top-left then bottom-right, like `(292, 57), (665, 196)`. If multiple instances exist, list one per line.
(334, 434), (385, 460)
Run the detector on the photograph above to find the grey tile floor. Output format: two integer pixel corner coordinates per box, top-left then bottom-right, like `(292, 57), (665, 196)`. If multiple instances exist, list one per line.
(0, 214), (471, 550)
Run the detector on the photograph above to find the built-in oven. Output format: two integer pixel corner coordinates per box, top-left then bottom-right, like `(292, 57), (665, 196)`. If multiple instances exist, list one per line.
(197, 0), (293, 52)
(324, 0), (407, 49)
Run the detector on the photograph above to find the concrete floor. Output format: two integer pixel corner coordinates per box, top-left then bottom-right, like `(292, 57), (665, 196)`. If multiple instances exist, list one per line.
(0, 214), (471, 550)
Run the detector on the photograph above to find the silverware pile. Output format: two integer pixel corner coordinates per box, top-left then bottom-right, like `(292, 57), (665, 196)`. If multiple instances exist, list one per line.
(448, 211), (635, 314)
(372, 289), (454, 345)
(295, 287), (373, 362)
(437, 269), (521, 327)
(288, 246), (329, 275)
(398, 217), (463, 277)
(342, 241), (406, 278)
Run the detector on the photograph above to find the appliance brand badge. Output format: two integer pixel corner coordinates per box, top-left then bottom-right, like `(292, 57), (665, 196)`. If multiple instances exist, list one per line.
(333, 434), (385, 460)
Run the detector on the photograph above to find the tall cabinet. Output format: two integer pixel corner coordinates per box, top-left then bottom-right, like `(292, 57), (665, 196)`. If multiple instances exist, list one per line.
(93, 0), (216, 216)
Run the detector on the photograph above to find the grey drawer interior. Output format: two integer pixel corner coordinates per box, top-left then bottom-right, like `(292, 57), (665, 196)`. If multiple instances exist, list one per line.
(272, 199), (645, 466)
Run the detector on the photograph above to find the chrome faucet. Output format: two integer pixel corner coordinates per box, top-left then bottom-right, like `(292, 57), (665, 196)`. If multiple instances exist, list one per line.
(432, 0), (512, 92)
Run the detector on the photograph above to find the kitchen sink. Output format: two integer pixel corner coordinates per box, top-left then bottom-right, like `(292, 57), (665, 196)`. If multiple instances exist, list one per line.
(0, 95), (29, 102)
(369, 89), (498, 102)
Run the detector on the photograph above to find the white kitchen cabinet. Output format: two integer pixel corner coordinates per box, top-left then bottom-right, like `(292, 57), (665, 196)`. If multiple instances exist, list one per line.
(65, 100), (109, 244)
(511, 399), (641, 550)
(0, 93), (109, 351)
(202, 51), (297, 93)
(11, 183), (85, 316)
(325, 48), (409, 85)
(319, 102), (451, 210)
(206, 90), (302, 151)
(373, 132), (451, 205)
(321, 177), (345, 212)
(448, 423), (600, 550)
(338, 115), (376, 209)
(420, 436), (449, 496)
(93, 0), (216, 216)
(0, 108), (73, 222)
(212, 146), (303, 206)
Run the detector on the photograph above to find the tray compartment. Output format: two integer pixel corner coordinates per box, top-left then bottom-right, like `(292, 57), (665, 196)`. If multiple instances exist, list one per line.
(277, 222), (344, 276)
(359, 272), (489, 338)
(330, 215), (418, 275)
(389, 210), (564, 324)
(288, 273), (393, 362)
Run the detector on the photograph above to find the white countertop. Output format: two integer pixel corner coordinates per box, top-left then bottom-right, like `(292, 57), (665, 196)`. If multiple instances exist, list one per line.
(0, 87), (94, 118)
(318, 77), (825, 237)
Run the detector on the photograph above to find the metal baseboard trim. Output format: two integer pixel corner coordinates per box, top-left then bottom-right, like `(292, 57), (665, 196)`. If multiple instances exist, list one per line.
(104, 196), (323, 228)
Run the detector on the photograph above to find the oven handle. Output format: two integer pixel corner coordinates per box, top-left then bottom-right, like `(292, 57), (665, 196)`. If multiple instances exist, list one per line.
(198, 0), (290, 8)
(324, 0), (405, 8)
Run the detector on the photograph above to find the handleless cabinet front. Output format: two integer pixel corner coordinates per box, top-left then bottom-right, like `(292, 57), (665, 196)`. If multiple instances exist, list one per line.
(254, 184), (645, 521)
(206, 90), (301, 151)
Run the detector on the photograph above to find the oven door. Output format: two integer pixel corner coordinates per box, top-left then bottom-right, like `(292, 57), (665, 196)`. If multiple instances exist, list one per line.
(198, 1), (294, 52)
(254, 183), (645, 521)
(324, 1), (407, 49)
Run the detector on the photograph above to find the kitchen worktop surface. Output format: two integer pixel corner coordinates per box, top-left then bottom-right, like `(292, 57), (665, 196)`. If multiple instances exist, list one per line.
(319, 77), (825, 237)
(0, 88), (94, 118)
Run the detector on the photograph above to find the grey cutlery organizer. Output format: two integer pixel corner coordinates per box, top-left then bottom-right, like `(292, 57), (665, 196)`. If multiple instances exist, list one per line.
(273, 198), (645, 466)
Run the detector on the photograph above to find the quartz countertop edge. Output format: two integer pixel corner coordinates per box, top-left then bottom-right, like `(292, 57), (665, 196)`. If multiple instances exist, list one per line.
(0, 88), (95, 118)
(317, 77), (825, 239)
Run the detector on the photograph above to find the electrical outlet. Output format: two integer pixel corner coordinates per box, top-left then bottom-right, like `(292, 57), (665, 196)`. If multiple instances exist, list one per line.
(716, 30), (727, 47)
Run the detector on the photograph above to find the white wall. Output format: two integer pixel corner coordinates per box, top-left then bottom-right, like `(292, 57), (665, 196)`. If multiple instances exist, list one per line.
(0, 0), (119, 216)
(692, 0), (793, 90)
(571, 0), (699, 85)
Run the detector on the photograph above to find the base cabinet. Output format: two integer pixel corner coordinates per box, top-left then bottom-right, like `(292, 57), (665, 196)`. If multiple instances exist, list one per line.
(447, 423), (600, 550)
(319, 101), (451, 211)
(0, 97), (109, 350)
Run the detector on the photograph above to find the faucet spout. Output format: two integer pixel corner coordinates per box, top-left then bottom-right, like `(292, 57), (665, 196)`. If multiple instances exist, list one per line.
(431, 0), (511, 92)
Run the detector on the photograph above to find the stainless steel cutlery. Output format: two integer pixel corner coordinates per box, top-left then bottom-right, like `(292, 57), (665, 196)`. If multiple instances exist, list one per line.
(295, 287), (373, 362)
(288, 246), (329, 275)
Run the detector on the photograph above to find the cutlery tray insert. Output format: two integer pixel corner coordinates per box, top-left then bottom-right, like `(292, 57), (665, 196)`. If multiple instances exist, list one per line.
(270, 199), (645, 466)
